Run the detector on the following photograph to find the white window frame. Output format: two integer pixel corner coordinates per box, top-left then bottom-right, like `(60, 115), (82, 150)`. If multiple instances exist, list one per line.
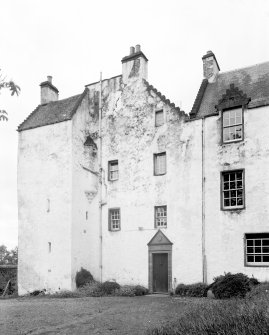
(222, 108), (243, 143)
(108, 160), (119, 181)
(109, 208), (120, 231)
(221, 170), (244, 210)
(154, 152), (166, 176)
(245, 233), (269, 267)
(155, 206), (167, 228)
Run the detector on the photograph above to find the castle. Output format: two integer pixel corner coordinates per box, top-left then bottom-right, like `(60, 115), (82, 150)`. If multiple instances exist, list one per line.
(17, 45), (269, 294)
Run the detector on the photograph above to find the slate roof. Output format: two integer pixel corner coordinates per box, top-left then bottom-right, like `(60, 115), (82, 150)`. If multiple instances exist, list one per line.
(18, 89), (88, 131)
(191, 61), (269, 119)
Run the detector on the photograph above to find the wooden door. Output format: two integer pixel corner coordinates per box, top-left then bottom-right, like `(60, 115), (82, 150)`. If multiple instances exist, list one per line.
(153, 253), (168, 292)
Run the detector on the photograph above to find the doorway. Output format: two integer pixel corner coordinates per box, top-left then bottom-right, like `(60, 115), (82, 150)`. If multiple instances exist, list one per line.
(148, 230), (172, 293)
(153, 253), (168, 292)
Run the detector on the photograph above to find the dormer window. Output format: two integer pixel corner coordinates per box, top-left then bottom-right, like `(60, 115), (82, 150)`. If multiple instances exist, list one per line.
(223, 108), (243, 143)
(216, 84), (250, 145)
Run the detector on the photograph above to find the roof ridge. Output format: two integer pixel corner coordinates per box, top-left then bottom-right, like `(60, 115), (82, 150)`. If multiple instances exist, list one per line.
(219, 60), (269, 76)
(143, 79), (183, 113)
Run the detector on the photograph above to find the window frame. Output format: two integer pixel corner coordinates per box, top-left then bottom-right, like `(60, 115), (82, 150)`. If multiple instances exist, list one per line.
(153, 152), (167, 176)
(222, 107), (244, 144)
(220, 169), (245, 211)
(154, 206), (167, 228)
(155, 109), (164, 127)
(108, 160), (119, 181)
(244, 233), (269, 267)
(108, 208), (121, 231)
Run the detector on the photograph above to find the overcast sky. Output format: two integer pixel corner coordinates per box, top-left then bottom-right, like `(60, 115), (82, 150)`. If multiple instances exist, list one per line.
(0, 0), (269, 248)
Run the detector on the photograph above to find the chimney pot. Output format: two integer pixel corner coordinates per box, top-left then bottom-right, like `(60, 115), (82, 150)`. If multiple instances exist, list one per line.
(40, 76), (58, 104)
(130, 46), (135, 55)
(135, 44), (141, 53)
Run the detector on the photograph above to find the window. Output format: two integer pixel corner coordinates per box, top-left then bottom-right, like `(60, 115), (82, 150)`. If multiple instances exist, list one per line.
(108, 208), (120, 231)
(154, 152), (166, 175)
(221, 170), (244, 209)
(245, 233), (269, 266)
(108, 160), (119, 181)
(223, 108), (243, 143)
(155, 110), (164, 127)
(155, 206), (167, 228)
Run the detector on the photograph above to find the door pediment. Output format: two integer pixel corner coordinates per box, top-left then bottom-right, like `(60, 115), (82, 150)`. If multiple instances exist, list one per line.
(147, 230), (173, 246)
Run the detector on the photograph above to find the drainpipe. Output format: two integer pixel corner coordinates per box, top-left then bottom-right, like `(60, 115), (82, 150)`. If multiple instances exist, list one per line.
(202, 117), (207, 284)
(98, 72), (103, 283)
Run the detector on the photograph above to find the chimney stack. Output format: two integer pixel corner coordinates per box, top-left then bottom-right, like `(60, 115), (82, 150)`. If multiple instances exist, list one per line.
(202, 51), (220, 83)
(121, 45), (148, 84)
(40, 76), (59, 104)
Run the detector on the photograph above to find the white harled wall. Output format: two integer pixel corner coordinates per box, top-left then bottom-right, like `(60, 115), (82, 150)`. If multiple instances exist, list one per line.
(18, 121), (73, 294)
(204, 105), (269, 283)
(71, 91), (100, 289)
(98, 77), (204, 287)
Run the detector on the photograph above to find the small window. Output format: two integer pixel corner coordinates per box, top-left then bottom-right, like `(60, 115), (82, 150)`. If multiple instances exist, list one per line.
(108, 160), (119, 181)
(154, 152), (166, 175)
(223, 108), (243, 143)
(155, 206), (167, 228)
(48, 242), (51, 253)
(108, 208), (120, 231)
(221, 170), (244, 210)
(155, 110), (164, 127)
(245, 233), (269, 266)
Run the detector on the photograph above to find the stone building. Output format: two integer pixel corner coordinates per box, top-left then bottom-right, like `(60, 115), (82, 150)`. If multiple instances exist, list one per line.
(17, 46), (269, 295)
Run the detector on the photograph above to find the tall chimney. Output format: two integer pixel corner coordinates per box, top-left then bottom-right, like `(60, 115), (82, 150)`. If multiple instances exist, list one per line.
(40, 76), (59, 104)
(121, 45), (148, 84)
(202, 51), (220, 83)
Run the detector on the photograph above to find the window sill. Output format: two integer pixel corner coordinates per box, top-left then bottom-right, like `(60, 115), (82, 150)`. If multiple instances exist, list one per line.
(245, 264), (269, 268)
(222, 138), (244, 145)
(221, 206), (245, 212)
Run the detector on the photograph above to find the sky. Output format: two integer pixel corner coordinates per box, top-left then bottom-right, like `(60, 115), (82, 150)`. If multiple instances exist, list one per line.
(0, 0), (269, 249)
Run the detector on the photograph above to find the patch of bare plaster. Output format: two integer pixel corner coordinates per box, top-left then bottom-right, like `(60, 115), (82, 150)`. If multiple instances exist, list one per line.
(157, 135), (166, 152)
(129, 59), (140, 78)
(49, 153), (58, 160)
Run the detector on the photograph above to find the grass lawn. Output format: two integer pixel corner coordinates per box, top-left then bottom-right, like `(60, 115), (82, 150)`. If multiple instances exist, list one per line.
(0, 295), (201, 335)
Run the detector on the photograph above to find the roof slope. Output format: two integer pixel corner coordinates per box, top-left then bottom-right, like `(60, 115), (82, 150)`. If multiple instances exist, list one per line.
(192, 61), (269, 119)
(18, 89), (88, 131)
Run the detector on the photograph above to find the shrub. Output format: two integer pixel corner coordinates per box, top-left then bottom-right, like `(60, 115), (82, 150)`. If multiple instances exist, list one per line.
(77, 282), (105, 297)
(249, 276), (260, 287)
(175, 283), (207, 297)
(115, 285), (136, 297)
(211, 272), (253, 299)
(100, 281), (120, 295)
(246, 282), (269, 300)
(134, 285), (149, 296)
(75, 268), (94, 288)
